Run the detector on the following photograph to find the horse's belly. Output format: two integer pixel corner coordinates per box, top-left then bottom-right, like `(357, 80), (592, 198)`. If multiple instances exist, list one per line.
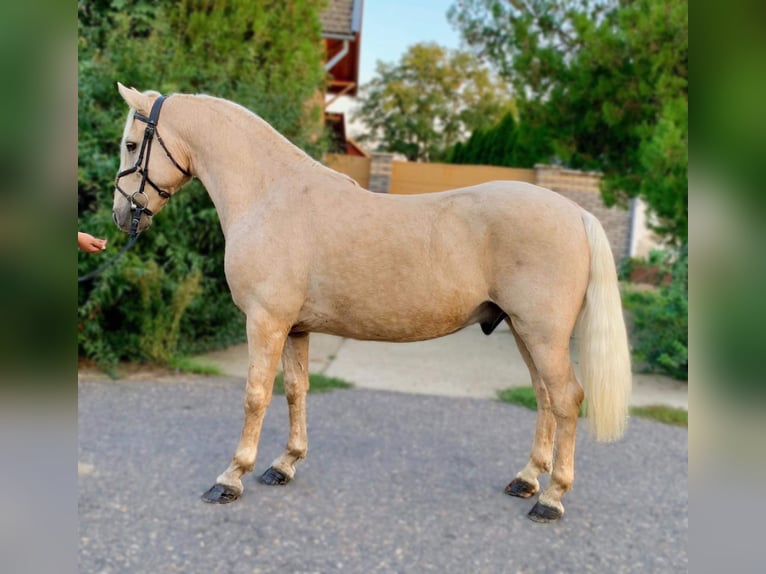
(294, 314), (475, 342)
(293, 290), (492, 342)
(292, 195), (501, 340)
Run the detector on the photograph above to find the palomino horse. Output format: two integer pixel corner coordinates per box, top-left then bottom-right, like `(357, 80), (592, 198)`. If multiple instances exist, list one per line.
(112, 84), (631, 522)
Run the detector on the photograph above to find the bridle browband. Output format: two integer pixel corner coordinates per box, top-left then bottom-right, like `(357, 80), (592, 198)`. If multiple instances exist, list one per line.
(115, 94), (191, 237)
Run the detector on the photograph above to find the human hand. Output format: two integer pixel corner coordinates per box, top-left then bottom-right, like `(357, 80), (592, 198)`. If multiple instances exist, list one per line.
(78, 232), (108, 253)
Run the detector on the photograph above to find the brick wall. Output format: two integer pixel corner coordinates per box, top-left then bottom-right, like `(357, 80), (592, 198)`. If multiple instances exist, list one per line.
(369, 153), (394, 193)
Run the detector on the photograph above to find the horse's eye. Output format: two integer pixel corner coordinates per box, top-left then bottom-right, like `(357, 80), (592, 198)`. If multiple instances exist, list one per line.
(126, 142), (137, 153)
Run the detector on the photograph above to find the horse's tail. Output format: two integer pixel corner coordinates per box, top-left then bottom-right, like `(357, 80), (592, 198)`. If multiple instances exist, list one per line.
(574, 210), (632, 442)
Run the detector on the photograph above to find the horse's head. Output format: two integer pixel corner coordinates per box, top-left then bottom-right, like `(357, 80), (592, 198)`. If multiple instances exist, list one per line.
(113, 83), (192, 235)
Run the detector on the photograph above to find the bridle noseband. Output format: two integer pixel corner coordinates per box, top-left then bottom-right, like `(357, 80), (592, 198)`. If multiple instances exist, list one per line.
(115, 94), (191, 237)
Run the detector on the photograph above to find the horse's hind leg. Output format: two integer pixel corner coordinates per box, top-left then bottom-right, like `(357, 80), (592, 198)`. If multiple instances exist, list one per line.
(261, 332), (310, 486)
(504, 323), (555, 500)
(202, 312), (288, 503)
(523, 341), (584, 522)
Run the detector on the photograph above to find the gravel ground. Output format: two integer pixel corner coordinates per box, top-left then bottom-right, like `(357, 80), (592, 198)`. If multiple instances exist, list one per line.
(78, 376), (687, 574)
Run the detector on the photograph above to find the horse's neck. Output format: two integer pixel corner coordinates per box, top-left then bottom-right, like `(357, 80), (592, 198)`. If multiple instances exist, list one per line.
(178, 95), (334, 228)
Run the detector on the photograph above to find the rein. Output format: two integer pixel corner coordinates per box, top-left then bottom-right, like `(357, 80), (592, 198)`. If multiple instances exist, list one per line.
(79, 94), (190, 283)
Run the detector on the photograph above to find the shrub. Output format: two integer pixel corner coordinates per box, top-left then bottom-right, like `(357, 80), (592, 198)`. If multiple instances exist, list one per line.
(623, 247), (688, 380)
(77, 185), (246, 370)
(128, 262), (202, 364)
(618, 249), (673, 284)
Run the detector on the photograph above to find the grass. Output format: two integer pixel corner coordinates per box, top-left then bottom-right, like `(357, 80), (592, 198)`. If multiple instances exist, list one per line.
(497, 386), (539, 411)
(273, 372), (353, 394)
(496, 385), (687, 428)
(629, 405), (688, 427)
(497, 386), (586, 417)
(168, 357), (353, 394)
(168, 356), (224, 376)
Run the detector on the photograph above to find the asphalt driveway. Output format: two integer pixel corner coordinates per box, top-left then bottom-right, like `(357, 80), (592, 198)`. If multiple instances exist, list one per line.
(78, 376), (687, 573)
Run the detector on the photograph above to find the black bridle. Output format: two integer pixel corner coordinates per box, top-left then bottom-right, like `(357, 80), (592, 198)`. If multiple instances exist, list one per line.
(79, 94), (191, 284)
(115, 94), (192, 237)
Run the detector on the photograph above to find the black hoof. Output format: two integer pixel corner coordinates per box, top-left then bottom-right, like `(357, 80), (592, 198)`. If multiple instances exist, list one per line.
(504, 478), (538, 498)
(527, 501), (563, 523)
(260, 467), (290, 486)
(201, 483), (240, 504)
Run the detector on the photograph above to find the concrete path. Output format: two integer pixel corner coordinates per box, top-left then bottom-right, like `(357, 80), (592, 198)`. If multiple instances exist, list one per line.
(198, 324), (688, 409)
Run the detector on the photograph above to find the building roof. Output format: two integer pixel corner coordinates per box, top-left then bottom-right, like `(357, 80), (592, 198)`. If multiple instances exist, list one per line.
(320, 0), (362, 39)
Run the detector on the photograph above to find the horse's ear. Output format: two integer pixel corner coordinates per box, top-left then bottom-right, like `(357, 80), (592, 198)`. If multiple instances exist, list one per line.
(117, 82), (151, 115)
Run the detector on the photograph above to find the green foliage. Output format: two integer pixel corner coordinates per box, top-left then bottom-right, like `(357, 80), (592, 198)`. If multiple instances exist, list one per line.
(353, 42), (514, 161)
(273, 372), (353, 395)
(449, 0), (688, 244)
(127, 261), (202, 364)
(78, 0), (328, 367)
(78, 182), (247, 370)
(447, 110), (553, 168)
(623, 248), (688, 380)
(618, 249), (673, 282)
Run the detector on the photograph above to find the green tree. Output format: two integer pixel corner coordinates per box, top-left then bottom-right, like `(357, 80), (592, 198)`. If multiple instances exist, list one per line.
(353, 42), (513, 161)
(491, 113), (518, 166)
(446, 110), (552, 168)
(448, 140), (466, 163)
(449, 0), (688, 243)
(78, 0), (328, 366)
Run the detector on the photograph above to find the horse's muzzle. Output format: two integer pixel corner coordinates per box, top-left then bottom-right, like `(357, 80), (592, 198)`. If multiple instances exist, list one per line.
(112, 204), (152, 234)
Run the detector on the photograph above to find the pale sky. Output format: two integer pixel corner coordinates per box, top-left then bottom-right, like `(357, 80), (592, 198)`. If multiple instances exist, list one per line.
(327, 0), (464, 135)
(357, 0), (463, 85)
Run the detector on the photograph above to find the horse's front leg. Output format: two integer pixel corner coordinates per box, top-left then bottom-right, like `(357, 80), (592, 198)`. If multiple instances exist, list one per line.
(202, 312), (288, 503)
(261, 332), (310, 485)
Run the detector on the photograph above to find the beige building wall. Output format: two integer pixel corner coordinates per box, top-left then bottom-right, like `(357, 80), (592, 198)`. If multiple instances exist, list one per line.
(630, 197), (667, 258)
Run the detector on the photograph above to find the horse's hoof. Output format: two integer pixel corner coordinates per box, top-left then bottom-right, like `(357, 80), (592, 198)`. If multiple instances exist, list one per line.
(260, 466), (290, 486)
(527, 501), (563, 523)
(201, 483), (241, 504)
(504, 478), (538, 498)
